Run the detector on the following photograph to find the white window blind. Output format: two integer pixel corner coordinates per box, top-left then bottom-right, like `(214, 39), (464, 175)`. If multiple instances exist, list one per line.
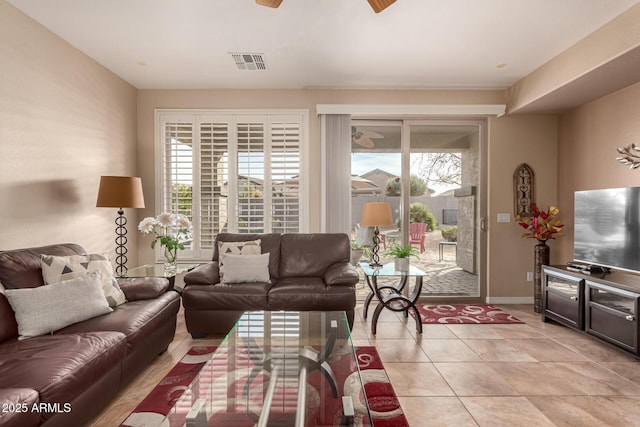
(156, 110), (308, 261)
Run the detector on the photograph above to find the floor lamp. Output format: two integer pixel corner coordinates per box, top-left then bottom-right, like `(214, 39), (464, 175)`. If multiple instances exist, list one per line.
(96, 176), (145, 276)
(360, 202), (393, 267)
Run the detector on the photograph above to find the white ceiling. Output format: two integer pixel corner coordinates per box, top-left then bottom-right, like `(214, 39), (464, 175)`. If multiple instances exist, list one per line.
(8, 0), (640, 90)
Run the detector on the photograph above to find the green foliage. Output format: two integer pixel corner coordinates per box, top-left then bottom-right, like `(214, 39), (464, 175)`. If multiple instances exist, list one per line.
(396, 203), (438, 231)
(441, 226), (457, 242)
(384, 243), (419, 259)
(170, 183), (193, 213)
(385, 175), (428, 197)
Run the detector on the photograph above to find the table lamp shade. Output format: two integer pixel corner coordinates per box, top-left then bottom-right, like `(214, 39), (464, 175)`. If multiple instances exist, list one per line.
(361, 202), (393, 227)
(96, 176), (145, 209)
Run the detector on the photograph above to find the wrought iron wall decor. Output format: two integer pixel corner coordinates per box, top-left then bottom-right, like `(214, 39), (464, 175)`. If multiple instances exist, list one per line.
(514, 163), (535, 217)
(616, 144), (640, 169)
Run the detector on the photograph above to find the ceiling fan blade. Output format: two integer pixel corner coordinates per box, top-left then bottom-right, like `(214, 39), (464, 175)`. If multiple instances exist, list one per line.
(367, 0), (397, 13)
(361, 130), (384, 139)
(353, 136), (375, 149)
(256, 0), (283, 8)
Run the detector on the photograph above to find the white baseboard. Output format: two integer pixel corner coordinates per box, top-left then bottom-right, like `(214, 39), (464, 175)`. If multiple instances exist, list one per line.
(486, 297), (534, 304)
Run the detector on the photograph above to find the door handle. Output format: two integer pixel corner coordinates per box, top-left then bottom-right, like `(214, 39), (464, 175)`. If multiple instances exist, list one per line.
(570, 296), (578, 301)
(626, 315), (635, 322)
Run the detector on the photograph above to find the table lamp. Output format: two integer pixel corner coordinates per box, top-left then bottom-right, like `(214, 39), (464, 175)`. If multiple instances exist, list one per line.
(96, 176), (145, 276)
(360, 202), (393, 267)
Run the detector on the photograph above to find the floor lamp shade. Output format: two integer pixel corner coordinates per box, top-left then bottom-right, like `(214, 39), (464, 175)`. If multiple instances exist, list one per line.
(96, 176), (145, 276)
(361, 202), (393, 267)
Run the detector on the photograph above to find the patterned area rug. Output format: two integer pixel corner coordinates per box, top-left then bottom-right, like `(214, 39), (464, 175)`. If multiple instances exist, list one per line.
(120, 346), (408, 427)
(413, 304), (524, 324)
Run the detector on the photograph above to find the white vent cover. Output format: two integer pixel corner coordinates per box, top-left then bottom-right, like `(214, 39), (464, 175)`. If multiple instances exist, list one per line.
(230, 53), (267, 71)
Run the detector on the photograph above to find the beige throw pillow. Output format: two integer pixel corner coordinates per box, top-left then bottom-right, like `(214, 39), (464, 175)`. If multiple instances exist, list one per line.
(40, 253), (126, 307)
(217, 239), (261, 276)
(5, 272), (113, 339)
(221, 253), (271, 284)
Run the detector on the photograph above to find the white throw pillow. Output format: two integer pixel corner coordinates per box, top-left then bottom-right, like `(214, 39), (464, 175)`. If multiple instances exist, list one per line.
(40, 253), (126, 307)
(218, 239), (261, 276)
(4, 272), (113, 339)
(221, 253), (271, 284)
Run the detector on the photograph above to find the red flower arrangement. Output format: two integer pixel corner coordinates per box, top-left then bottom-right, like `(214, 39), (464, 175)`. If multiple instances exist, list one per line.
(516, 203), (565, 242)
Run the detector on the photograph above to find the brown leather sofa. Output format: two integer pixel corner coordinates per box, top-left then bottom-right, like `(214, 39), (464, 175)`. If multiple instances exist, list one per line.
(183, 233), (359, 336)
(0, 243), (181, 427)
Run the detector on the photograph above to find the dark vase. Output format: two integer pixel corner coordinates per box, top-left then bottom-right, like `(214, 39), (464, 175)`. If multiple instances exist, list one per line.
(533, 240), (550, 313)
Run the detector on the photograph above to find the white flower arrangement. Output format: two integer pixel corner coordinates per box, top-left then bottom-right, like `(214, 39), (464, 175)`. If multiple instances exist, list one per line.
(138, 213), (192, 263)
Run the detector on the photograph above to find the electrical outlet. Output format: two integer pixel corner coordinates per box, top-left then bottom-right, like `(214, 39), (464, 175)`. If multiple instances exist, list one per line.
(527, 272), (533, 282)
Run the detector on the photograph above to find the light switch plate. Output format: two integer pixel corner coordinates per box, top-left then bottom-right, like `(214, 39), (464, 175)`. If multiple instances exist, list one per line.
(497, 213), (511, 223)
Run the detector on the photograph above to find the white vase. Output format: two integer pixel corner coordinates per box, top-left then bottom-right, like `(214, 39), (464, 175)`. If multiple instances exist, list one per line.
(394, 257), (409, 271)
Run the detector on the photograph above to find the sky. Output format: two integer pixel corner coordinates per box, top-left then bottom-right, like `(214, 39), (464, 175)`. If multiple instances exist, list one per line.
(352, 152), (459, 195)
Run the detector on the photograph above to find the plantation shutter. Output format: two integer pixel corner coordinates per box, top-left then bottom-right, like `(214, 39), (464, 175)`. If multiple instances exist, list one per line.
(271, 121), (301, 233)
(199, 121), (230, 249)
(157, 110), (307, 261)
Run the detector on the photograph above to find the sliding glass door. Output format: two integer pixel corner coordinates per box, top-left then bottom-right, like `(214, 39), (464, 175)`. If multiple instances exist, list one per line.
(351, 118), (485, 299)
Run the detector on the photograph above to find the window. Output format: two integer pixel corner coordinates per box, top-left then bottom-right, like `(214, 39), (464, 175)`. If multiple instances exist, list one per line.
(156, 110), (309, 260)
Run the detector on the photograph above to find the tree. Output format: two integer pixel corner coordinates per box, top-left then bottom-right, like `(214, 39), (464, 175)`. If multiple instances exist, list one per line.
(412, 153), (461, 191)
(385, 175), (428, 196)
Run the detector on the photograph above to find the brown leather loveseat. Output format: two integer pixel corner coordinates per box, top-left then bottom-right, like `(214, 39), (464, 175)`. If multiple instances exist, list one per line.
(0, 243), (181, 427)
(182, 233), (359, 336)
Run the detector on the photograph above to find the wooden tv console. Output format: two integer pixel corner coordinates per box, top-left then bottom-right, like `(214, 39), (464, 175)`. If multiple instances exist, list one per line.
(542, 265), (640, 356)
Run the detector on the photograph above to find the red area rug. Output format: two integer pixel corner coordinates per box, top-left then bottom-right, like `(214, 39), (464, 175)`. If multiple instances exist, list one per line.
(120, 346), (408, 427)
(413, 304), (523, 324)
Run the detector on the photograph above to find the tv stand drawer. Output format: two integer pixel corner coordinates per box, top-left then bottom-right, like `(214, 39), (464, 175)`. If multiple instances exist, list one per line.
(542, 268), (584, 330)
(586, 282), (640, 354)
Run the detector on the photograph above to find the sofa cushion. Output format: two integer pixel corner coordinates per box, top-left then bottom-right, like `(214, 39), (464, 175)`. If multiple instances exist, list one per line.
(0, 332), (126, 412)
(41, 253), (126, 307)
(279, 233), (351, 278)
(268, 277), (356, 311)
(4, 273), (113, 339)
(0, 388), (40, 427)
(222, 253), (271, 284)
(183, 282), (270, 311)
(214, 233), (282, 280)
(0, 243), (85, 290)
(55, 291), (180, 352)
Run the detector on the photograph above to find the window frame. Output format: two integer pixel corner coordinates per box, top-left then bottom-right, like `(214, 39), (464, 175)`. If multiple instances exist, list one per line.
(154, 109), (310, 262)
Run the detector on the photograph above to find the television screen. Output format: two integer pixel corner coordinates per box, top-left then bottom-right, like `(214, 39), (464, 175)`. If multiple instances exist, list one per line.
(574, 186), (640, 273)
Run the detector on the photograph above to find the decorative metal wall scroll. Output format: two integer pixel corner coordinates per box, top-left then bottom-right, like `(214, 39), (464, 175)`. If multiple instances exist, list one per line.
(514, 163), (535, 217)
(616, 144), (640, 169)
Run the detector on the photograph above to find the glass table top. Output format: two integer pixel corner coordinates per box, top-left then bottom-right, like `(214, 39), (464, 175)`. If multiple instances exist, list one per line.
(163, 311), (372, 426)
(120, 263), (198, 279)
(359, 261), (426, 277)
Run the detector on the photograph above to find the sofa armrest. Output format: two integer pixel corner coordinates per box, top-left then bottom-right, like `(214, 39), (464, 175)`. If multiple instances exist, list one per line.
(184, 262), (220, 286)
(324, 263), (359, 286)
(118, 277), (170, 301)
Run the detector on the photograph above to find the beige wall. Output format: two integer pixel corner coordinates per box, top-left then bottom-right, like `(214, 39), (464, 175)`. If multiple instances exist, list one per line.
(487, 115), (558, 301)
(0, 2), (138, 262)
(556, 81), (640, 263)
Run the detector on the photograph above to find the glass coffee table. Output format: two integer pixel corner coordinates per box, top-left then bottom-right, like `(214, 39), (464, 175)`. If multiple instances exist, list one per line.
(359, 262), (426, 335)
(163, 311), (372, 427)
(120, 263), (198, 291)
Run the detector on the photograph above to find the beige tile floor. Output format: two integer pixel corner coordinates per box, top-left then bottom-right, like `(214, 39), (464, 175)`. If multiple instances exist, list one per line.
(352, 302), (640, 427)
(91, 303), (640, 426)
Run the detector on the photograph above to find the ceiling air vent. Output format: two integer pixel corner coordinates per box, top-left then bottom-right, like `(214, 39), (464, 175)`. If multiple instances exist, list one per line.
(230, 53), (267, 71)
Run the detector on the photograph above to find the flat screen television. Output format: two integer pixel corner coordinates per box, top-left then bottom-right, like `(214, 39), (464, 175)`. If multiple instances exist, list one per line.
(574, 186), (640, 273)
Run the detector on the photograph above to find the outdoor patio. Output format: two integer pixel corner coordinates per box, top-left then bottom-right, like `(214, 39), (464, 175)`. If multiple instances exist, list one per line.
(354, 230), (479, 299)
